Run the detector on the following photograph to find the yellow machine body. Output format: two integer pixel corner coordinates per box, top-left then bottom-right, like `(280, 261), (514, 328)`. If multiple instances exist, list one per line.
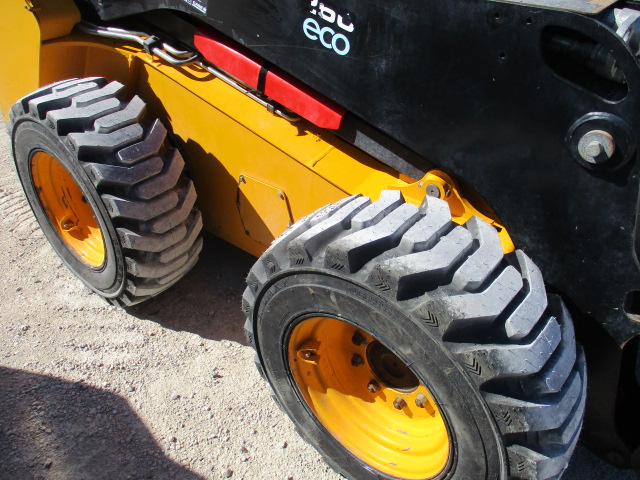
(0, 0), (514, 257)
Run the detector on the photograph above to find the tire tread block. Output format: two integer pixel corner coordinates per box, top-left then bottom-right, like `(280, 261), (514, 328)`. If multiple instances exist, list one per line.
(133, 150), (185, 200)
(28, 80), (104, 119)
(126, 245), (200, 297)
(71, 81), (125, 108)
(117, 119), (166, 164)
(424, 265), (523, 331)
(399, 196), (451, 253)
(125, 236), (203, 279)
(68, 124), (144, 158)
(451, 216), (503, 292)
(525, 297), (577, 395)
(370, 225), (474, 299)
(452, 316), (561, 381)
(102, 190), (178, 221)
(118, 223), (187, 253)
(95, 95), (146, 134)
(350, 189), (403, 230)
(288, 196), (370, 263)
(486, 369), (582, 434)
(47, 97), (122, 136)
(504, 251), (548, 340)
(158, 211), (203, 263)
(83, 156), (164, 188)
(141, 180), (197, 234)
(325, 202), (422, 273)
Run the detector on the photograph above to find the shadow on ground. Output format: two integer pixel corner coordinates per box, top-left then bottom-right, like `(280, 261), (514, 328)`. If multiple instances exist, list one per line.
(0, 366), (204, 480)
(126, 232), (255, 344)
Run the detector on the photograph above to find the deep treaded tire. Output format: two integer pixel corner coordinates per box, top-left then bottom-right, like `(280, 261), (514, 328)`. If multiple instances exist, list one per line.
(10, 78), (203, 306)
(244, 191), (586, 480)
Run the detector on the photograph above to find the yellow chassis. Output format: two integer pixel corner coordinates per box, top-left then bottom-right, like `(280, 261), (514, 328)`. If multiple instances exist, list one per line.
(1, 0), (513, 257)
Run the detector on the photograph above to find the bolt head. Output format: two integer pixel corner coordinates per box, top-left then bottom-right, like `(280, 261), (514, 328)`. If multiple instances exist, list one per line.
(351, 353), (364, 367)
(367, 380), (380, 393)
(426, 184), (441, 198)
(577, 130), (615, 164)
(351, 331), (366, 346)
(393, 396), (407, 410)
(415, 393), (428, 408)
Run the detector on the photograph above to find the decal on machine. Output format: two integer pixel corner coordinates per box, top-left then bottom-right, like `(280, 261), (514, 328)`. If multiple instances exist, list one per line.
(303, 1), (355, 56)
(180, 0), (207, 15)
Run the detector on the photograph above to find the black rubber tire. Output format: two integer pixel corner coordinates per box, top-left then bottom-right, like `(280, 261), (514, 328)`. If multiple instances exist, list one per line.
(243, 191), (586, 480)
(10, 77), (203, 306)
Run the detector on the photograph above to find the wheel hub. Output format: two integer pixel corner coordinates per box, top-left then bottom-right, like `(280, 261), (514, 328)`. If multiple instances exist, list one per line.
(288, 316), (450, 479)
(31, 151), (105, 268)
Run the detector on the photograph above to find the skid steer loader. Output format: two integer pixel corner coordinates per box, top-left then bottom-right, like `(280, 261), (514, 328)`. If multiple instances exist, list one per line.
(2, 0), (640, 478)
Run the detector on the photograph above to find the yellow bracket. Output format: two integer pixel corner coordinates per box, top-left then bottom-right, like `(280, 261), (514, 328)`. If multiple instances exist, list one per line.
(394, 170), (515, 254)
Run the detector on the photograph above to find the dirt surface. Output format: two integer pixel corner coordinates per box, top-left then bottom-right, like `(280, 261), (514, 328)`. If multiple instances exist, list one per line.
(0, 112), (635, 480)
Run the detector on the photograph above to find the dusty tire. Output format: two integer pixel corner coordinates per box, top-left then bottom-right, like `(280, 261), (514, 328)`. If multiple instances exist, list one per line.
(10, 77), (203, 306)
(244, 191), (586, 480)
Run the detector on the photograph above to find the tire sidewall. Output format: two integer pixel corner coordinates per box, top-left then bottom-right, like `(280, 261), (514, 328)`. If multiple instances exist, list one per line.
(12, 118), (126, 297)
(255, 271), (506, 480)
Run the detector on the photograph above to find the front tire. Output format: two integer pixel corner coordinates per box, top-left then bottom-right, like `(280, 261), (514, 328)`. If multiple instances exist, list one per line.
(244, 191), (585, 480)
(10, 78), (203, 306)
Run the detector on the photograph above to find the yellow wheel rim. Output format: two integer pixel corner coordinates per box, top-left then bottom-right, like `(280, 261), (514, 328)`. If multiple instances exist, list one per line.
(288, 316), (450, 479)
(31, 152), (105, 268)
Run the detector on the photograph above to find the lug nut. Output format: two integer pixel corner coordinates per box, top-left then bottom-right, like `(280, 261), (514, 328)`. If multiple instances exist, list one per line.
(351, 353), (364, 367)
(415, 393), (428, 408)
(393, 396), (407, 410)
(367, 380), (380, 393)
(351, 331), (365, 346)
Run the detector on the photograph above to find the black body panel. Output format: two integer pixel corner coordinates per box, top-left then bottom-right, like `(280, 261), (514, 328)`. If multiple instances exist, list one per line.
(77, 0), (640, 467)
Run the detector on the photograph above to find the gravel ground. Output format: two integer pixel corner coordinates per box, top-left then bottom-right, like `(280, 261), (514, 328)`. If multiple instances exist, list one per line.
(0, 111), (635, 480)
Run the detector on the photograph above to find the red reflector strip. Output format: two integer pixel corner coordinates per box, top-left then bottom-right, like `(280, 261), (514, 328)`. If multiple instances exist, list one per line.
(263, 70), (345, 130)
(194, 29), (345, 129)
(194, 29), (261, 88)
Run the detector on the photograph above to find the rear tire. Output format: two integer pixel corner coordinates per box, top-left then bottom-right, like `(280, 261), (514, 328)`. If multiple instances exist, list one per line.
(10, 78), (203, 306)
(244, 191), (586, 480)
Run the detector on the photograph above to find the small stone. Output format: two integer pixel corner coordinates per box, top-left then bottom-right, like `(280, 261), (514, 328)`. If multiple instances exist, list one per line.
(43, 459), (53, 469)
(223, 468), (233, 478)
(19, 325), (29, 332)
(172, 394), (180, 400)
(282, 441), (288, 449)
(125, 384), (135, 392)
(169, 436), (177, 443)
(240, 446), (249, 454)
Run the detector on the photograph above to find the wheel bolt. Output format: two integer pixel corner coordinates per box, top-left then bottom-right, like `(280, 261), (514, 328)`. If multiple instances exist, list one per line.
(367, 380), (380, 393)
(61, 217), (75, 231)
(301, 350), (316, 360)
(393, 396), (407, 410)
(351, 353), (364, 367)
(415, 393), (428, 408)
(351, 331), (365, 346)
